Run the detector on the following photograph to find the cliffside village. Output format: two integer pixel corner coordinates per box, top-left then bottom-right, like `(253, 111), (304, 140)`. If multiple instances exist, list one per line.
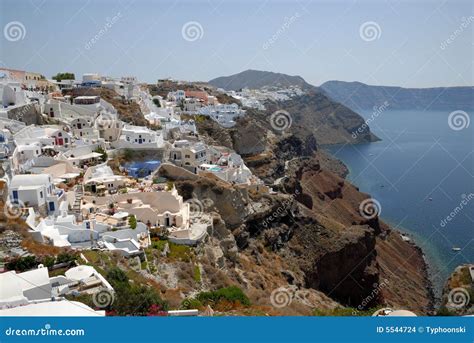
(0, 67), (270, 316)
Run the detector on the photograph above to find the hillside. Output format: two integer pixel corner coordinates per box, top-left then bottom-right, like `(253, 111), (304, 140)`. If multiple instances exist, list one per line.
(320, 80), (474, 111)
(191, 114), (433, 314)
(209, 69), (314, 91)
(208, 70), (379, 144)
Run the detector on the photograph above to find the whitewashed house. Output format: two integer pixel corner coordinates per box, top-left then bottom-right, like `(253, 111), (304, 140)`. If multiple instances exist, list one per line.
(83, 163), (127, 193)
(167, 90), (185, 102)
(9, 173), (66, 214)
(112, 124), (164, 149)
(169, 140), (208, 173)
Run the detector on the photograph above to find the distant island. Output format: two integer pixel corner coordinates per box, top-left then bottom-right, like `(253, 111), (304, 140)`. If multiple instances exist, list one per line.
(320, 80), (474, 112)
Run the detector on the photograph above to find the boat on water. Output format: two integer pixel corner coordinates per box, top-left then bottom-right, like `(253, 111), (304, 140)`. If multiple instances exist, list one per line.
(452, 247), (461, 252)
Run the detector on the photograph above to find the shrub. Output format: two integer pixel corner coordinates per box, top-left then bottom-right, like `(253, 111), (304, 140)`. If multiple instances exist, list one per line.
(128, 215), (137, 229)
(6, 256), (38, 272)
(180, 298), (203, 310)
(105, 267), (168, 315)
(196, 286), (250, 306)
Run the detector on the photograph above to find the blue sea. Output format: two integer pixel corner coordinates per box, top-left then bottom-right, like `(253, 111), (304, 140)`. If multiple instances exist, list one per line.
(325, 109), (473, 295)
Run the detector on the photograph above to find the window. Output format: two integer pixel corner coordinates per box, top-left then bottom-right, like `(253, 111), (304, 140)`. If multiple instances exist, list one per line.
(12, 190), (18, 200)
(49, 202), (55, 212)
(40, 191), (43, 199)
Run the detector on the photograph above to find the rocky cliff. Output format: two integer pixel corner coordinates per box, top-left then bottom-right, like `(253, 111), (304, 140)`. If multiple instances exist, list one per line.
(178, 112), (434, 315)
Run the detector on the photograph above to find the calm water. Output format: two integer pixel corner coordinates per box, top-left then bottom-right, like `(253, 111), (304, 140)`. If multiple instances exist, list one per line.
(325, 110), (473, 294)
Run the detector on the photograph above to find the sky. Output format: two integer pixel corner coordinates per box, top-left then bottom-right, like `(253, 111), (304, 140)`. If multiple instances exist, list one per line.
(0, 0), (472, 88)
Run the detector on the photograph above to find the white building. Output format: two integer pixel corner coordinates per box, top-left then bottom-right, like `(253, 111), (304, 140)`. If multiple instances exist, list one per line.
(112, 124), (164, 149)
(14, 125), (72, 149)
(198, 103), (245, 127)
(0, 265), (108, 316)
(169, 140), (208, 173)
(83, 163), (127, 193)
(167, 90), (185, 102)
(9, 173), (66, 214)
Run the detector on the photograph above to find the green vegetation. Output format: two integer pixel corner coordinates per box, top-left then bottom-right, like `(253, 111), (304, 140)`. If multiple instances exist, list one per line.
(6, 256), (37, 272)
(196, 286), (251, 307)
(180, 298), (203, 310)
(166, 180), (174, 191)
(193, 265), (201, 283)
(6, 252), (78, 272)
(106, 267), (168, 316)
(128, 215), (137, 229)
(150, 239), (167, 251)
(94, 146), (108, 162)
(52, 72), (75, 81)
(168, 242), (192, 262)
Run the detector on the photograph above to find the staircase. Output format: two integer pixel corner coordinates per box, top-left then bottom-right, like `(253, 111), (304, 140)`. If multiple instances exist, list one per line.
(72, 185), (83, 220)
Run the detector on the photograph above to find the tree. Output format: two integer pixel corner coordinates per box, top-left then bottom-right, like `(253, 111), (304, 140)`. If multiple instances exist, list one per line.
(52, 72), (75, 82)
(128, 215), (137, 229)
(94, 146), (108, 162)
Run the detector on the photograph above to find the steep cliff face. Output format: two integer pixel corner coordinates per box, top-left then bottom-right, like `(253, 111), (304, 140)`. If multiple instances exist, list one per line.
(208, 70), (380, 145)
(194, 113), (433, 314)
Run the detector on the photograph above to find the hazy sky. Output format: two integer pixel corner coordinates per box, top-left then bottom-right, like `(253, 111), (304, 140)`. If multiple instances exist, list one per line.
(1, 0), (472, 87)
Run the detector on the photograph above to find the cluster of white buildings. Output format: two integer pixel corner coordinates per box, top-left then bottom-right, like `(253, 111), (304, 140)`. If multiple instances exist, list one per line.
(0, 69), (267, 261)
(0, 264), (111, 316)
(224, 85), (306, 110)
